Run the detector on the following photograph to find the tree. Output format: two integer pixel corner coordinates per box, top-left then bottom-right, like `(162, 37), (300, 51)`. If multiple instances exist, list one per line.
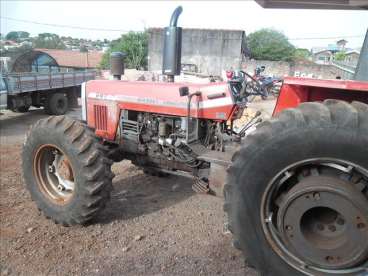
(5, 31), (30, 42)
(100, 31), (148, 70)
(334, 51), (346, 61)
(33, 33), (66, 49)
(247, 29), (295, 61)
(293, 48), (311, 61)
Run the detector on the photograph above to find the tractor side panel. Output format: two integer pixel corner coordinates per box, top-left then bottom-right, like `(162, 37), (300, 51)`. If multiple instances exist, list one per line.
(85, 80), (237, 141)
(273, 77), (368, 115)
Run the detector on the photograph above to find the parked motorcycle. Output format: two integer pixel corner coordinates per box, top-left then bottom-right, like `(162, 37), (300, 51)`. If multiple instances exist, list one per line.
(253, 66), (283, 99)
(226, 67), (282, 102)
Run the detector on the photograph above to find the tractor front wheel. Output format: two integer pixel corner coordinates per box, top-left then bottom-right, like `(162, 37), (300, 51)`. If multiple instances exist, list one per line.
(225, 100), (368, 275)
(22, 116), (114, 226)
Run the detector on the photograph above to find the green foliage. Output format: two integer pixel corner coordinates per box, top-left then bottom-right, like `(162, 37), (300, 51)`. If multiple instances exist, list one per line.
(33, 33), (66, 49)
(100, 31), (148, 70)
(5, 31), (30, 42)
(334, 51), (346, 61)
(293, 48), (310, 60)
(247, 29), (295, 61)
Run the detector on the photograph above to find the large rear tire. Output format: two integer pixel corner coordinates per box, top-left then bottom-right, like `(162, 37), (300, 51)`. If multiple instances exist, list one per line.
(225, 100), (368, 275)
(22, 116), (114, 226)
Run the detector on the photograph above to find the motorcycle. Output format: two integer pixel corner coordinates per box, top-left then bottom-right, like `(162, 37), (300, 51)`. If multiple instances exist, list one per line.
(226, 67), (282, 103)
(253, 66), (283, 99)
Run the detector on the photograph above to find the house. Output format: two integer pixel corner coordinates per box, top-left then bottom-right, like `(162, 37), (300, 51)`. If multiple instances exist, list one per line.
(34, 48), (103, 69)
(336, 39), (348, 51)
(313, 50), (333, 64)
(344, 50), (360, 66)
(1, 40), (20, 50)
(8, 49), (104, 73)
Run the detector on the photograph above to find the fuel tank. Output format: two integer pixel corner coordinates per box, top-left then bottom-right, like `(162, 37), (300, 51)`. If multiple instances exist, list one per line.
(85, 80), (237, 140)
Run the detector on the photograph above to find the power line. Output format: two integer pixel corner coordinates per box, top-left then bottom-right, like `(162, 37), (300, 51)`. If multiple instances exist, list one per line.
(1, 16), (365, 41)
(0, 16), (132, 33)
(289, 35), (364, 40)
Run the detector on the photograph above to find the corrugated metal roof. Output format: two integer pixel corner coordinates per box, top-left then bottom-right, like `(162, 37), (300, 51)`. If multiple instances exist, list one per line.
(34, 48), (103, 68)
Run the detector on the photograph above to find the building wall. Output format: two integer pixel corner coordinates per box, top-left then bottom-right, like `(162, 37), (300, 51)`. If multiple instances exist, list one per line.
(313, 51), (333, 65)
(148, 28), (245, 76)
(344, 52), (360, 67)
(242, 59), (341, 79)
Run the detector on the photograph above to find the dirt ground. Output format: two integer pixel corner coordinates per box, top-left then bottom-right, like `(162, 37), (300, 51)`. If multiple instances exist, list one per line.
(0, 99), (275, 276)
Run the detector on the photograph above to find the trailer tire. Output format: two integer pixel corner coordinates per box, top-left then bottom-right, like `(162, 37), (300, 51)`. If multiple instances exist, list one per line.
(225, 100), (368, 276)
(22, 116), (114, 226)
(14, 106), (30, 113)
(45, 93), (68, 115)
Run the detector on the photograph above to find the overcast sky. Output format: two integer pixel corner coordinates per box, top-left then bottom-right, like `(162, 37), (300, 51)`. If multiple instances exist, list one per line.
(1, 1), (367, 50)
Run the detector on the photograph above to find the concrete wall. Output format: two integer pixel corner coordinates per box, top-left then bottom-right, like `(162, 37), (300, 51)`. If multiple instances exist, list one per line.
(148, 28), (245, 76)
(241, 59), (341, 79)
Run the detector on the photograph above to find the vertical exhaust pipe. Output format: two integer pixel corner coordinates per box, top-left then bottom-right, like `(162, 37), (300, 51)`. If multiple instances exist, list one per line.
(162, 6), (183, 82)
(110, 52), (126, 80)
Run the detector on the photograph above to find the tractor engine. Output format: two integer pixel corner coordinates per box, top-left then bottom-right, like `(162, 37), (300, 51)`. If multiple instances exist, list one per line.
(118, 111), (210, 169)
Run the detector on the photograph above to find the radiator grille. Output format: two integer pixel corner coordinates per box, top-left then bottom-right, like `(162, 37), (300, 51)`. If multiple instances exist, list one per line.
(94, 105), (107, 131)
(121, 119), (138, 141)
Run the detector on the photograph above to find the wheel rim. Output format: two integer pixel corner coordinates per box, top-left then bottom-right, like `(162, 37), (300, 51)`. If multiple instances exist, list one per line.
(33, 144), (75, 204)
(56, 98), (65, 111)
(261, 158), (368, 275)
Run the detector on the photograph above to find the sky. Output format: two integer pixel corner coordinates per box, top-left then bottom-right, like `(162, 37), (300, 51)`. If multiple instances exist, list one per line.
(1, 1), (367, 50)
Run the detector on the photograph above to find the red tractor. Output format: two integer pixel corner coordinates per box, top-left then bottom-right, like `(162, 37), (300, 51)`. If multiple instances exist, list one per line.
(22, 7), (368, 276)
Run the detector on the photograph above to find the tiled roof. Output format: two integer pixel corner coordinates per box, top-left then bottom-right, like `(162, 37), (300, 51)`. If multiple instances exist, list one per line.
(34, 48), (104, 68)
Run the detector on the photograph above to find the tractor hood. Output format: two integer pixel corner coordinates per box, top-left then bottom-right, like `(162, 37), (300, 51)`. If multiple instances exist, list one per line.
(84, 80), (239, 140)
(85, 80), (237, 121)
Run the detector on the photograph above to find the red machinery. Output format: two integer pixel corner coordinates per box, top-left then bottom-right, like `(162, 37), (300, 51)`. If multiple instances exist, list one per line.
(22, 6), (368, 276)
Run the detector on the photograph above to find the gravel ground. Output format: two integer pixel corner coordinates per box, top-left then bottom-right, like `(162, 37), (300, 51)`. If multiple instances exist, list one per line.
(0, 99), (275, 276)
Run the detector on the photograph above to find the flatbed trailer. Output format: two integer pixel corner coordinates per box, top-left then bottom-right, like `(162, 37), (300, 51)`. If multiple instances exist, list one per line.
(0, 70), (96, 115)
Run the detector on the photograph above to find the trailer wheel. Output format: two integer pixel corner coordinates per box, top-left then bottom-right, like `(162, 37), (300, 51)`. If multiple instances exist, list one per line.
(45, 93), (68, 115)
(225, 100), (368, 275)
(14, 106), (30, 113)
(22, 116), (114, 226)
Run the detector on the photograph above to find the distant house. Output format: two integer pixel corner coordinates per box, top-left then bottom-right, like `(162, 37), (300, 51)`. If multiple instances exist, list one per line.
(35, 48), (103, 69)
(313, 50), (333, 64)
(344, 50), (360, 66)
(1, 40), (20, 50)
(7, 49), (104, 73)
(336, 39), (348, 51)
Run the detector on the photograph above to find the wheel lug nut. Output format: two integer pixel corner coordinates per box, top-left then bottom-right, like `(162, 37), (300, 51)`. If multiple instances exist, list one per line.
(357, 223), (366, 229)
(313, 192), (320, 200)
(285, 225), (293, 231)
(336, 218), (345, 225)
(328, 225), (336, 232)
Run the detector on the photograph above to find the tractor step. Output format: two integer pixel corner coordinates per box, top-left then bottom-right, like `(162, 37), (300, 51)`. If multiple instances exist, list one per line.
(192, 178), (210, 194)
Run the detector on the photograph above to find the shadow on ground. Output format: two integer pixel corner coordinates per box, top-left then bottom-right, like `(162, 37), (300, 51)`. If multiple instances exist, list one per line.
(96, 163), (194, 224)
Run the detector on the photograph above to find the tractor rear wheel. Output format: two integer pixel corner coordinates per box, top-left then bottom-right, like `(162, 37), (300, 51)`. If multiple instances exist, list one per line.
(22, 116), (114, 226)
(225, 100), (368, 275)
